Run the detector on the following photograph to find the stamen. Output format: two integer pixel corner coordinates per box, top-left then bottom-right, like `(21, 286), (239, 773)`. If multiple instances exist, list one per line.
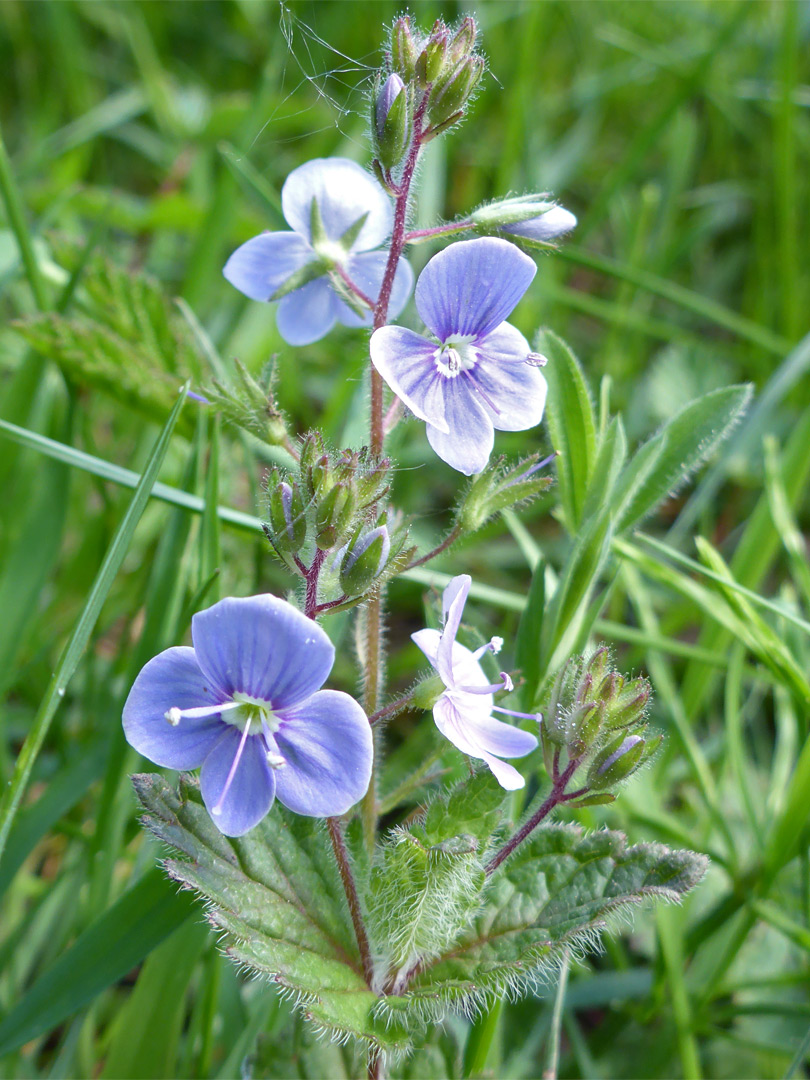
(527, 351), (548, 367)
(212, 721), (252, 816)
(265, 751), (286, 770)
(492, 704), (542, 722)
(490, 636), (504, 654)
(164, 700), (240, 726)
(459, 672), (513, 695)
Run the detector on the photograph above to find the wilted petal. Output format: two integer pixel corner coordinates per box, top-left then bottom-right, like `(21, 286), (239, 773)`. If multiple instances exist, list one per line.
(200, 728), (275, 837)
(370, 327), (450, 432)
(192, 595), (334, 709)
(223, 231), (314, 302)
(415, 237), (536, 341)
(472, 323), (548, 432)
(273, 690), (373, 816)
(276, 278), (339, 346)
(335, 250), (414, 328)
(425, 379), (494, 474)
(123, 646), (225, 770)
(282, 158), (393, 250)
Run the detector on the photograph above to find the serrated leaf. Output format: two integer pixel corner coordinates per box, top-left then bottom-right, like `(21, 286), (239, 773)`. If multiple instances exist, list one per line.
(539, 330), (597, 532)
(133, 773), (412, 1056)
(420, 770), (507, 846)
(613, 384), (751, 532)
(380, 824), (707, 1023)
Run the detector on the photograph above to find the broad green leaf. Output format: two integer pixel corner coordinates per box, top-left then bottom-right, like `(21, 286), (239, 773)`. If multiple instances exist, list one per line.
(539, 330), (597, 532)
(613, 384), (751, 532)
(0, 870), (196, 1057)
(378, 825), (707, 1025)
(134, 773), (412, 1056)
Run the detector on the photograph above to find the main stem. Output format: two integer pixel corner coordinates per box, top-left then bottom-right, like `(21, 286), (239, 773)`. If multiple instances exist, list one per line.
(326, 816), (375, 988)
(361, 106), (427, 855)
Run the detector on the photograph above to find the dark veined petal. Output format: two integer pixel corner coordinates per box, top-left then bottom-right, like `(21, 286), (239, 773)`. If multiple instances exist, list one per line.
(281, 158), (393, 250)
(191, 595), (334, 709)
(415, 237), (536, 341)
(370, 326), (450, 431)
(473, 322), (548, 431)
(273, 690), (373, 816)
(200, 728), (275, 837)
(335, 250), (414, 328)
(123, 646), (225, 770)
(223, 231), (314, 301)
(276, 278), (340, 346)
(425, 377), (494, 474)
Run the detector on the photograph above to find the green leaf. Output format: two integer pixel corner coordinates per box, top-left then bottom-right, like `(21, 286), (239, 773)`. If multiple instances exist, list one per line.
(0, 869), (196, 1057)
(580, 414), (627, 524)
(134, 773), (412, 1056)
(539, 330), (597, 532)
(380, 825), (707, 1024)
(516, 556), (545, 713)
(0, 384), (189, 864)
(613, 384), (751, 532)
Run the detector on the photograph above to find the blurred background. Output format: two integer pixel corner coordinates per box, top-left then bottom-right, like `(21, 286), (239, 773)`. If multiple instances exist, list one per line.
(0, 1), (809, 1077)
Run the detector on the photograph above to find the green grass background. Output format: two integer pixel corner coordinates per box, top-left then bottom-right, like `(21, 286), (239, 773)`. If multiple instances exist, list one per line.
(1, 1), (809, 1077)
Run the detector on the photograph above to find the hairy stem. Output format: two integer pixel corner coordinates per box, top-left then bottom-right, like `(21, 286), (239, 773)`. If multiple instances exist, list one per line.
(303, 548), (327, 619)
(485, 759), (581, 877)
(326, 816), (375, 988)
(407, 523), (462, 570)
(368, 691), (414, 727)
(333, 263), (376, 311)
(404, 218), (475, 242)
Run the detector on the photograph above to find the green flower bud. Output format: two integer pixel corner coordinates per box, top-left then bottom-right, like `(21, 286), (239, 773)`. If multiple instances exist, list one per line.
(355, 456), (391, 507)
(587, 733), (646, 791)
(456, 452), (555, 534)
(411, 673), (445, 711)
(310, 453), (332, 499)
(416, 23), (447, 86)
(448, 16), (477, 63)
(339, 524), (391, 596)
(604, 678), (651, 732)
(315, 482), (357, 550)
(373, 73), (410, 171)
(391, 16), (419, 80)
(428, 56), (484, 128)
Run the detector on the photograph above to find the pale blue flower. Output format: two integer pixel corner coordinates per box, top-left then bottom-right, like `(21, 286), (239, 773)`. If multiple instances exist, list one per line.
(123, 594), (373, 836)
(504, 203), (577, 242)
(224, 158), (413, 346)
(412, 575), (538, 790)
(370, 237), (547, 474)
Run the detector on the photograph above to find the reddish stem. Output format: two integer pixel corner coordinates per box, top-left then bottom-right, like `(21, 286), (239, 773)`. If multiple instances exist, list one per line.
(404, 219), (475, 242)
(327, 816), (375, 989)
(304, 548), (327, 620)
(334, 263), (375, 310)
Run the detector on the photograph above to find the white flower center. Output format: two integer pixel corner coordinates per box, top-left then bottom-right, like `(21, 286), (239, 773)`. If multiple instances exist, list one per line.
(227, 692), (281, 735)
(434, 335), (478, 378)
(312, 237), (346, 269)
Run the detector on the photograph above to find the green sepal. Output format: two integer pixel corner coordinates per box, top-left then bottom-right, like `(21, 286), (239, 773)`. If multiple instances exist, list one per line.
(268, 257), (325, 302)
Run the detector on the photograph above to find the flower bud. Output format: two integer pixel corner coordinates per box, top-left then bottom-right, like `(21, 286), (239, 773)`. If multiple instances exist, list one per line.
(603, 677), (651, 732)
(391, 16), (419, 80)
(315, 482), (357, 550)
(471, 196), (577, 243)
(416, 23), (448, 86)
(411, 673), (445, 711)
(428, 56), (484, 128)
(587, 733), (645, 791)
(265, 474), (307, 569)
(373, 73), (410, 172)
(447, 17), (477, 63)
(457, 453), (554, 533)
(505, 205), (578, 243)
(339, 524), (391, 596)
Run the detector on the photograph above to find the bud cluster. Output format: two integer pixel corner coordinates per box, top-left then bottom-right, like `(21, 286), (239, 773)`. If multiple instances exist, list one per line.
(541, 649), (661, 795)
(264, 434), (411, 606)
(371, 16), (484, 178)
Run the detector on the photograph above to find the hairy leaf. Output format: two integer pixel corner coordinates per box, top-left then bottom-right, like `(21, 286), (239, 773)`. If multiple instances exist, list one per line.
(134, 773), (412, 1056)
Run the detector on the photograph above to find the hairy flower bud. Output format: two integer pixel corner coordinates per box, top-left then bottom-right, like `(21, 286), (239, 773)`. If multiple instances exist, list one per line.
(429, 56), (484, 128)
(373, 73), (409, 171)
(457, 453), (554, 534)
(391, 16), (419, 80)
(448, 16), (477, 62)
(588, 733), (651, 791)
(472, 196), (577, 244)
(339, 524), (391, 596)
(416, 24), (448, 86)
(315, 482), (357, 550)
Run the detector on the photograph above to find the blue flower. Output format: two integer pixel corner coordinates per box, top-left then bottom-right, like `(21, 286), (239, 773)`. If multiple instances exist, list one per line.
(412, 575), (538, 789)
(224, 157), (414, 346)
(123, 594), (373, 836)
(503, 203), (577, 242)
(370, 237), (547, 474)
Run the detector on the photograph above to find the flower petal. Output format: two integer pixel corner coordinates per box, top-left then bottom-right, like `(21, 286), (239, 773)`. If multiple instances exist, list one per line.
(273, 690), (373, 816)
(480, 751), (526, 790)
(472, 323), (548, 432)
(276, 277), (339, 346)
(370, 326), (450, 432)
(282, 158), (393, 250)
(457, 704), (538, 758)
(223, 231), (314, 302)
(415, 237), (536, 341)
(437, 575), (471, 686)
(504, 205), (577, 242)
(411, 627), (441, 667)
(123, 646), (225, 769)
(335, 251), (414, 328)
(425, 379), (494, 474)
(200, 729), (275, 837)
(191, 595), (334, 709)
